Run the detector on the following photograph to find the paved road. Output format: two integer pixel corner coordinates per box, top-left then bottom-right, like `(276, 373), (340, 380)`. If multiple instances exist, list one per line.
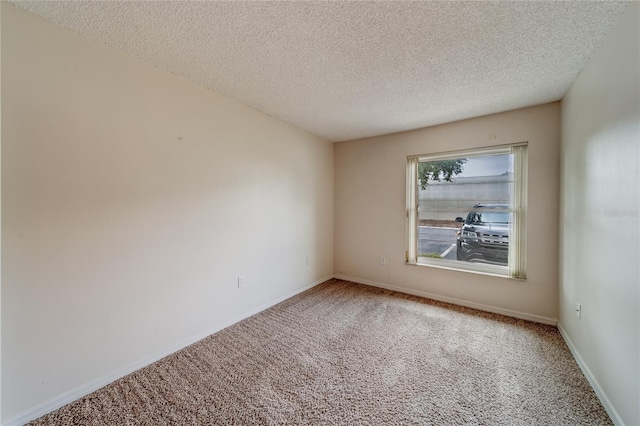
(418, 226), (458, 260)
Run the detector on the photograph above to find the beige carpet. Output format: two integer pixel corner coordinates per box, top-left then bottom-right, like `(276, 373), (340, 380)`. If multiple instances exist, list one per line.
(30, 279), (611, 425)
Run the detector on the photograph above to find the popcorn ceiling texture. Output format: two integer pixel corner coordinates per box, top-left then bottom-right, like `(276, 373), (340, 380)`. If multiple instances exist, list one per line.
(13, 1), (629, 142)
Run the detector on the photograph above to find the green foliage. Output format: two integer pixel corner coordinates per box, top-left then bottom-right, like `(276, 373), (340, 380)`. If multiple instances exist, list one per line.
(418, 159), (467, 190)
(418, 253), (443, 258)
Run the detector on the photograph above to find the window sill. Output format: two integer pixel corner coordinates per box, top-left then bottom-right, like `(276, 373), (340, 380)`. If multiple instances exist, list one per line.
(406, 259), (527, 282)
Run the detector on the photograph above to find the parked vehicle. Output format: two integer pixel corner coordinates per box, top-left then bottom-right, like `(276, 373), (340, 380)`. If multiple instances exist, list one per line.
(455, 204), (509, 265)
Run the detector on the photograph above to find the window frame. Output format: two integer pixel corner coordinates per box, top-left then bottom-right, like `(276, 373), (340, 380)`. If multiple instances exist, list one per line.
(406, 142), (528, 279)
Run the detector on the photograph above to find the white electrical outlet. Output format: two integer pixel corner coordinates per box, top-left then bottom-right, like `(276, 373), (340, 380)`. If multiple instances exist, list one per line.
(237, 276), (245, 288)
(576, 302), (582, 319)
(380, 256), (386, 265)
(305, 257), (310, 266)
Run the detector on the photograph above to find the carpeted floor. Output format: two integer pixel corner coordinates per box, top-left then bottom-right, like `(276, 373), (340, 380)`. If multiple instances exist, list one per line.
(30, 279), (611, 425)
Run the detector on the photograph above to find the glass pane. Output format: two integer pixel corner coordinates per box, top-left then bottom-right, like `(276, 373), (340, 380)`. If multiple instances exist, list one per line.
(417, 154), (513, 266)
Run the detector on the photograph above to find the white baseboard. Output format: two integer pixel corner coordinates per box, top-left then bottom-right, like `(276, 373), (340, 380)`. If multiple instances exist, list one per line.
(4, 275), (332, 426)
(557, 323), (622, 426)
(334, 274), (557, 326)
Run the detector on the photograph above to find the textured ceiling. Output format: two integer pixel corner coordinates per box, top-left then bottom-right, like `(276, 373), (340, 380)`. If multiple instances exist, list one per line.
(12, 1), (629, 142)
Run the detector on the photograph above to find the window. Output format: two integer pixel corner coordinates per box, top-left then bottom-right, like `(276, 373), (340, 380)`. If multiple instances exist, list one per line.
(406, 143), (527, 279)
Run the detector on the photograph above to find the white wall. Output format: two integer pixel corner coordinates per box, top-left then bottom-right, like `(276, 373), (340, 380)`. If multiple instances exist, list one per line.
(1, 4), (333, 423)
(559, 3), (639, 425)
(335, 103), (560, 323)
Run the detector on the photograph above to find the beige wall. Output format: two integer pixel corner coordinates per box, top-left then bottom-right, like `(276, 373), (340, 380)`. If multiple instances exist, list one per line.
(560, 3), (639, 425)
(1, 4), (333, 423)
(335, 103), (560, 322)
